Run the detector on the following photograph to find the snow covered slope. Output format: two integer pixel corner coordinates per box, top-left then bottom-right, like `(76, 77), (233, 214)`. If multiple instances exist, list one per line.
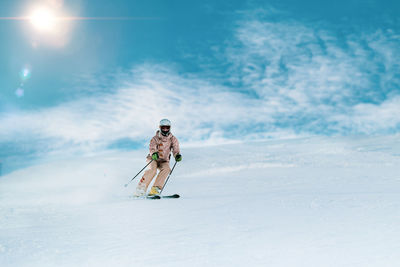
(0, 136), (399, 266)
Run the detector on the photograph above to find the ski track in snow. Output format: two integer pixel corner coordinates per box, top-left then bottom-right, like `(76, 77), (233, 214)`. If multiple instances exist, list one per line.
(0, 136), (400, 266)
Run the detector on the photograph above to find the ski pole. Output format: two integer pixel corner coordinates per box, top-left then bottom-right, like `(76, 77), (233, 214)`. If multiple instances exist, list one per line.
(124, 159), (154, 187)
(160, 161), (178, 194)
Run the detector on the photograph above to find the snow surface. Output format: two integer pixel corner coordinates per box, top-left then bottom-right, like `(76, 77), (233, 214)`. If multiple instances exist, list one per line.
(1, 136), (400, 266)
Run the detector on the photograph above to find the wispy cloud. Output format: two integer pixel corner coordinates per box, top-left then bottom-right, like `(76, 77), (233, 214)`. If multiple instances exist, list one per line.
(0, 64), (280, 158)
(225, 11), (400, 134)
(1, 7), (400, 164)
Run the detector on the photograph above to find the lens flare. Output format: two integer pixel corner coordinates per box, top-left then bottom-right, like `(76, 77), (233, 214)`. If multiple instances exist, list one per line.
(20, 68), (31, 81)
(15, 88), (24, 98)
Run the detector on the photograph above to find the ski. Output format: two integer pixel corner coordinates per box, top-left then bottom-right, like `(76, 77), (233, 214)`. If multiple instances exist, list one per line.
(130, 195), (160, 200)
(146, 195), (161, 199)
(130, 194), (179, 200)
(161, 194), (180, 198)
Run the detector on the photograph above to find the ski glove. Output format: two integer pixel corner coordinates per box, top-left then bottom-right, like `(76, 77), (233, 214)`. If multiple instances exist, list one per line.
(152, 152), (159, 161)
(175, 154), (182, 162)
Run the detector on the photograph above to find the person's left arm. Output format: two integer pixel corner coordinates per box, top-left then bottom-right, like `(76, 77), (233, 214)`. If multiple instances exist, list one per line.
(172, 136), (182, 161)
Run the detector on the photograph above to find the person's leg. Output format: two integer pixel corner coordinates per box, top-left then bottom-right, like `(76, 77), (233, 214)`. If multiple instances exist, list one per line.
(153, 161), (171, 189)
(135, 160), (157, 195)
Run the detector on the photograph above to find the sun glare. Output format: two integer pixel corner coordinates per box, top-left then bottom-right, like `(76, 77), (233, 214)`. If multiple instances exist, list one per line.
(29, 7), (57, 32)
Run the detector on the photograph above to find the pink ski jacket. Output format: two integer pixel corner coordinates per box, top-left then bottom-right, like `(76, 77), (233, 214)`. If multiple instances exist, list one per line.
(147, 130), (180, 162)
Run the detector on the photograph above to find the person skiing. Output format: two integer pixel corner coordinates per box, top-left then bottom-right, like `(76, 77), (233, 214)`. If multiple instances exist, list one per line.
(135, 119), (182, 197)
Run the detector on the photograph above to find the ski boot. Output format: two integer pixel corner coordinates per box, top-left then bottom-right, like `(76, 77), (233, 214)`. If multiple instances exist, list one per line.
(148, 186), (161, 196)
(134, 184), (147, 197)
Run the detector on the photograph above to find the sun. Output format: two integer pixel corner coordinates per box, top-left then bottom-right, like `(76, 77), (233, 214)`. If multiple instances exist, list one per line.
(29, 7), (58, 32)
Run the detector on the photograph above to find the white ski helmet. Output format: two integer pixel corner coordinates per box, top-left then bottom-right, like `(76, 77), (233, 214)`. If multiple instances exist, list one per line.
(159, 118), (171, 136)
(159, 118), (171, 127)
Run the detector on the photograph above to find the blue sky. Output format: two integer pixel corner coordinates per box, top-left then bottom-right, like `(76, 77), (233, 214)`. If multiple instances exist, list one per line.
(1, 0), (400, 173)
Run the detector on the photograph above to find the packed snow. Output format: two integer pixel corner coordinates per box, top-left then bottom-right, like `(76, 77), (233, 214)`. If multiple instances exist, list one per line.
(0, 136), (399, 266)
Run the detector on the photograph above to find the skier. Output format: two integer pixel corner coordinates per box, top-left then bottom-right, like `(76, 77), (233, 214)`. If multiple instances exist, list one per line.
(135, 119), (182, 197)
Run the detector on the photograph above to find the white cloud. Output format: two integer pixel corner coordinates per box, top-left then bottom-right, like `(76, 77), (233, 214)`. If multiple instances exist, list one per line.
(329, 96), (400, 134)
(225, 11), (400, 134)
(0, 64), (277, 155)
(1, 8), (400, 159)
